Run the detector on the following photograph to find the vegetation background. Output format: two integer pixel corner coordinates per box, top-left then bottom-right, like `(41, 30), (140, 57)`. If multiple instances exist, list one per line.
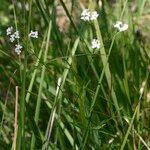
(0, 0), (150, 149)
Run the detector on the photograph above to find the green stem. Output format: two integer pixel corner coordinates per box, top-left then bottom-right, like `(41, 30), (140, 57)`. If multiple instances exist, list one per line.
(30, 21), (52, 150)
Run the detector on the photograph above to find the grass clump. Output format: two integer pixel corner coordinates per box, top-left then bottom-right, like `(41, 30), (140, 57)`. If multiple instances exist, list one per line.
(0, 0), (150, 149)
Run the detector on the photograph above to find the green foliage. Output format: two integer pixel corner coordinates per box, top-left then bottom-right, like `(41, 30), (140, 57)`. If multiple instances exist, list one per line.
(0, 0), (150, 149)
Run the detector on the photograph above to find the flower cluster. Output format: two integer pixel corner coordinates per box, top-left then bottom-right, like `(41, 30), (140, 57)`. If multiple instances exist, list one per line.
(81, 9), (99, 21)
(6, 26), (38, 55)
(80, 9), (128, 50)
(91, 39), (100, 49)
(7, 27), (20, 43)
(6, 26), (22, 55)
(114, 21), (128, 32)
(80, 9), (100, 49)
(15, 44), (22, 55)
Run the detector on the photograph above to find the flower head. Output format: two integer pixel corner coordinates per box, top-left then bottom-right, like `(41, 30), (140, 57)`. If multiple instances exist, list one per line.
(91, 39), (100, 49)
(81, 9), (91, 21)
(90, 11), (99, 20)
(7, 27), (20, 42)
(10, 34), (15, 42)
(15, 44), (22, 55)
(114, 21), (128, 32)
(29, 30), (38, 38)
(14, 31), (20, 39)
(81, 9), (99, 21)
(6, 26), (13, 35)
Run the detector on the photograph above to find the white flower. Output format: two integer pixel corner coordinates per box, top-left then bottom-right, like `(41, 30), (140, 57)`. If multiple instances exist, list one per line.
(6, 26), (13, 35)
(81, 9), (99, 21)
(81, 9), (91, 21)
(10, 34), (15, 42)
(7, 28), (20, 42)
(14, 31), (20, 39)
(114, 21), (128, 32)
(90, 11), (99, 20)
(29, 30), (38, 38)
(91, 39), (100, 49)
(15, 44), (22, 55)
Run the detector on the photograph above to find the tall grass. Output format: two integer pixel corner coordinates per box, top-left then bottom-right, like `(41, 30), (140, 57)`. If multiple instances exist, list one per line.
(0, 0), (150, 150)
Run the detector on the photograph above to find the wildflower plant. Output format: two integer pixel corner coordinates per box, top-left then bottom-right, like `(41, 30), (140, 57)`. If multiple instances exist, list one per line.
(1, 1), (150, 150)
(6, 26), (38, 55)
(80, 9), (100, 52)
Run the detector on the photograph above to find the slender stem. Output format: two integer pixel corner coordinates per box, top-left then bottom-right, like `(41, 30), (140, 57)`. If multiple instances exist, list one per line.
(30, 21), (52, 150)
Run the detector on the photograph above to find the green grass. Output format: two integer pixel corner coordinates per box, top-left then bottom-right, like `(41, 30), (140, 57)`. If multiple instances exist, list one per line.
(0, 0), (150, 149)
